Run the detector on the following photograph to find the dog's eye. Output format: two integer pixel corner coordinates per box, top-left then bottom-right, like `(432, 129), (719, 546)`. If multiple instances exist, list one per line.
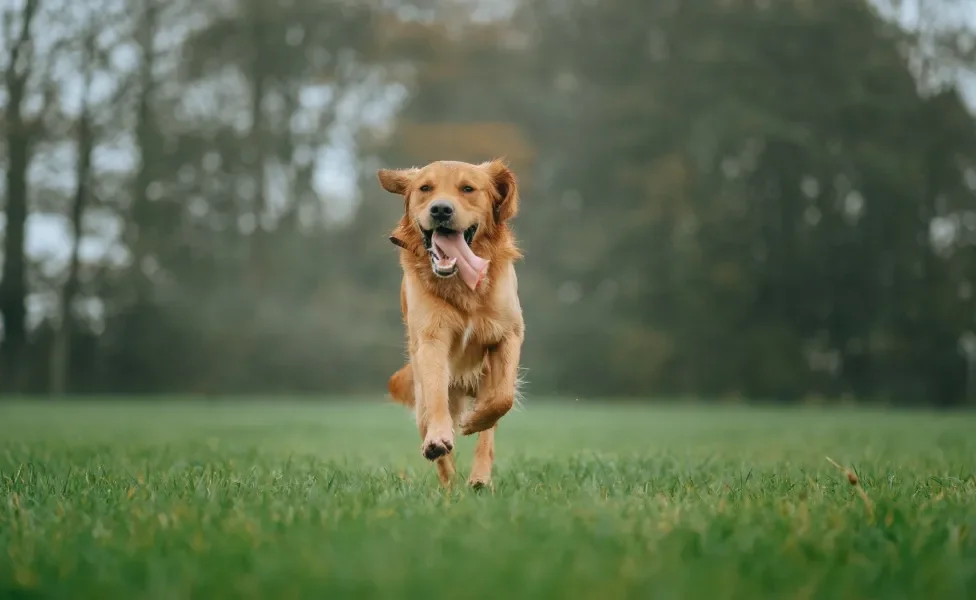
(419, 184), (432, 192)
(461, 185), (475, 193)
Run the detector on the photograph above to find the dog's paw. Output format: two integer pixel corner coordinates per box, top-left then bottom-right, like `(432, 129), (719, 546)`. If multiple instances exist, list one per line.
(421, 431), (454, 461)
(460, 398), (512, 435)
(460, 414), (495, 436)
(467, 476), (492, 492)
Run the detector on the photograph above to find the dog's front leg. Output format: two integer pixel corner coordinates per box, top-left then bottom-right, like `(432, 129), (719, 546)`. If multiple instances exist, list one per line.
(415, 334), (455, 461)
(461, 333), (521, 436)
(416, 417), (456, 486)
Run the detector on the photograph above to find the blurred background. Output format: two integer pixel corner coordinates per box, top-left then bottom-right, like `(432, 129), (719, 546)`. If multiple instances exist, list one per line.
(0, 0), (974, 406)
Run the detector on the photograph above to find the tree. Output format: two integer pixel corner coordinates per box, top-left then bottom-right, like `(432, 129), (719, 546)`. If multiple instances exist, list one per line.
(0, 0), (41, 392)
(49, 14), (110, 395)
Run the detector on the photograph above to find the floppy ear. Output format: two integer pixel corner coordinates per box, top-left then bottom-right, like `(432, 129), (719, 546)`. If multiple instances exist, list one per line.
(377, 168), (418, 195)
(481, 159), (519, 222)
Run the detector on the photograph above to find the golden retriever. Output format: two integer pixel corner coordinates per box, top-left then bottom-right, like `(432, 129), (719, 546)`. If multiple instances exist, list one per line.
(378, 159), (524, 489)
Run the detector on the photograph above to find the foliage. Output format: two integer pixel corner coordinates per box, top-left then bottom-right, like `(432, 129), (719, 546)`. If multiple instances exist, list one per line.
(1, 0), (975, 404)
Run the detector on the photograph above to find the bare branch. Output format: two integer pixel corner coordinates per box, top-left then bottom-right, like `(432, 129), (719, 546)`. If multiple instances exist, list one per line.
(27, 33), (72, 137)
(4, 0), (40, 88)
(1, 8), (10, 54)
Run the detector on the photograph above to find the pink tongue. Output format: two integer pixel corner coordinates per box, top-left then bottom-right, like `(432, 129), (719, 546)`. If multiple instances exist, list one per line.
(432, 232), (489, 290)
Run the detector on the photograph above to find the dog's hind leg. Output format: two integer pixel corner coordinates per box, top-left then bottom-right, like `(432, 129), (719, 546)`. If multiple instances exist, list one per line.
(467, 425), (495, 490)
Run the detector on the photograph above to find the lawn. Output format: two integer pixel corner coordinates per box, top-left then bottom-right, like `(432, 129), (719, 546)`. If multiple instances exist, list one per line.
(1, 399), (974, 599)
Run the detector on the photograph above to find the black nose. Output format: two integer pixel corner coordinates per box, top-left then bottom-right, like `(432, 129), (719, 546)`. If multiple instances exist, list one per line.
(429, 201), (454, 222)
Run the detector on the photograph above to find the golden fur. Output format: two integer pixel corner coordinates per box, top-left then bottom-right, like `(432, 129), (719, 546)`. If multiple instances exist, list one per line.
(378, 159), (525, 489)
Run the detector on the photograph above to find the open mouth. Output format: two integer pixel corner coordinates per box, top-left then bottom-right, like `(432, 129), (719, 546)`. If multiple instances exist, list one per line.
(421, 224), (478, 277)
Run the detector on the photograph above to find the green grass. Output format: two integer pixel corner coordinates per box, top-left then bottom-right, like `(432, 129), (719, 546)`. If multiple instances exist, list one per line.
(1, 399), (974, 599)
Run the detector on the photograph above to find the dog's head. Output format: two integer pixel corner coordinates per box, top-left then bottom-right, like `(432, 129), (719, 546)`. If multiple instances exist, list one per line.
(379, 159), (520, 283)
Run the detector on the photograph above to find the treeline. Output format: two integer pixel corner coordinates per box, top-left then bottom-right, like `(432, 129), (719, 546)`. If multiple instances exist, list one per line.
(0, 0), (974, 405)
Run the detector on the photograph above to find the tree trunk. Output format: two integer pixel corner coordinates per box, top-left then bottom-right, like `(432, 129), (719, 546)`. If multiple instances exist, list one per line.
(49, 106), (93, 395)
(129, 0), (158, 304)
(246, 0), (268, 267)
(0, 0), (40, 393)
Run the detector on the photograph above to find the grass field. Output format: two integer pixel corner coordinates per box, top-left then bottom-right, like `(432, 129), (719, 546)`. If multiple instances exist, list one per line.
(1, 399), (974, 599)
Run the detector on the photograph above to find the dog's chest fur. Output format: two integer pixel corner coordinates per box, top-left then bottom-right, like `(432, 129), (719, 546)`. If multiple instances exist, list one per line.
(403, 269), (520, 394)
